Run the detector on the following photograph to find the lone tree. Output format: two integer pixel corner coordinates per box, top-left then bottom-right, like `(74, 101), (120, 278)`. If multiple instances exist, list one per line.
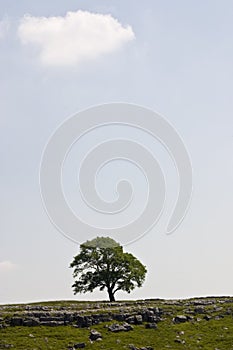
(70, 237), (147, 302)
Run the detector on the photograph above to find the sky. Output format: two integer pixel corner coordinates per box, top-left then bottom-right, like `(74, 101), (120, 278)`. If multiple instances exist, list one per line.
(1, 0), (233, 304)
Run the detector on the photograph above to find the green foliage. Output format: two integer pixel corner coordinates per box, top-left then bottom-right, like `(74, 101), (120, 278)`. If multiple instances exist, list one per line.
(83, 236), (120, 248)
(70, 236), (147, 301)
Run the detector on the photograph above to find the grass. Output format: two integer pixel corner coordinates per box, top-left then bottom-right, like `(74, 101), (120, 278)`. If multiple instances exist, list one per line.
(1, 298), (233, 349)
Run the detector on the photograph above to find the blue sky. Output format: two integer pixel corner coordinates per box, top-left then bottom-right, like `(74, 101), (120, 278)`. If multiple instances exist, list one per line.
(1, 0), (233, 304)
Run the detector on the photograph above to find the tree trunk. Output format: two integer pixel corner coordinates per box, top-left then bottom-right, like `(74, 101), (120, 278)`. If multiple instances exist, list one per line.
(107, 288), (115, 302)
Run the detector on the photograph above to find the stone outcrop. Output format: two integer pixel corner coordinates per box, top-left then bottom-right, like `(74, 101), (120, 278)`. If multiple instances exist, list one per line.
(0, 303), (164, 328)
(0, 297), (232, 329)
(108, 322), (133, 332)
(89, 329), (102, 341)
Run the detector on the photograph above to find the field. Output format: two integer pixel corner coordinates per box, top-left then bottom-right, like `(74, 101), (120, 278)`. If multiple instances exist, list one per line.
(1, 297), (233, 349)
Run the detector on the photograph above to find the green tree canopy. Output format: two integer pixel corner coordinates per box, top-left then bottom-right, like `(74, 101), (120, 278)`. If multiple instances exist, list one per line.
(70, 236), (147, 301)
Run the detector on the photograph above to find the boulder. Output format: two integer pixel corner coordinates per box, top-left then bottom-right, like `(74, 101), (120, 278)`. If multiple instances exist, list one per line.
(126, 316), (135, 324)
(145, 323), (157, 329)
(203, 315), (212, 321)
(174, 338), (185, 344)
(39, 317), (64, 322)
(173, 315), (189, 324)
(122, 322), (134, 331)
(108, 323), (126, 332)
(194, 307), (206, 314)
(73, 343), (86, 348)
(89, 329), (102, 341)
(23, 318), (40, 326)
(135, 315), (143, 324)
(75, 315), (93, 328)
(10, 317), (23, 326)
(113, 313), (126, 322)
(148, 315), (160, 323)
(108, 322), (133, 332)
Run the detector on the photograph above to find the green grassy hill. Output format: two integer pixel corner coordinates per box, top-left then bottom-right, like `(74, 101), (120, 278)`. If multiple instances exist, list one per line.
(1, 297), (233, 349)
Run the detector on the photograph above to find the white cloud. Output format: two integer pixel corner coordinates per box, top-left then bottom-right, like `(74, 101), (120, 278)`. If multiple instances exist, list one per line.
(0, 261), (18, 272)
(18, 10), (135, 67)
(0, 17), (10, 39)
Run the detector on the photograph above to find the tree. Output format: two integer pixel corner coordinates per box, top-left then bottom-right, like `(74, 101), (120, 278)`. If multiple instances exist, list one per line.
(70, 237), (147, 302)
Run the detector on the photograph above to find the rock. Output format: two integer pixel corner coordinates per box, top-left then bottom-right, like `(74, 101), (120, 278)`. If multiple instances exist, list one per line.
(10, 317), (23, 326)
(224, 308), (232, 315)
(84, 317), (92, 327)
(152, 307), (161, 315)
(108, 323), (126, 332)
(126, 316), (135, 324)
(141, 310), (154, 322)
(175, 338), (185, 344)
(145, 323), (157, 329)
(89, 329), (102, 341)
(108, 322), (133, 332)
(177, 331), (185, 335)
(214, 315), (224, 320)
(39, 317), (64, 322)
(148, 315), (160, 323)
(64, 313), (74, 323)
(23, 318), (40, 326)
(194, 307), (205, 314)
(173, 315), (189, 324)
(40, 321), (64, 326)
(76, 316), (92, 328)
(73, 343), (86, 348)
(113, 313), (125, 322)
(122, 322), (134, 331)
(135, 315), (143, 324)
(96, 314), (112, 322)
(203, 315), (212, 321)
(214, 307), (223, 312)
